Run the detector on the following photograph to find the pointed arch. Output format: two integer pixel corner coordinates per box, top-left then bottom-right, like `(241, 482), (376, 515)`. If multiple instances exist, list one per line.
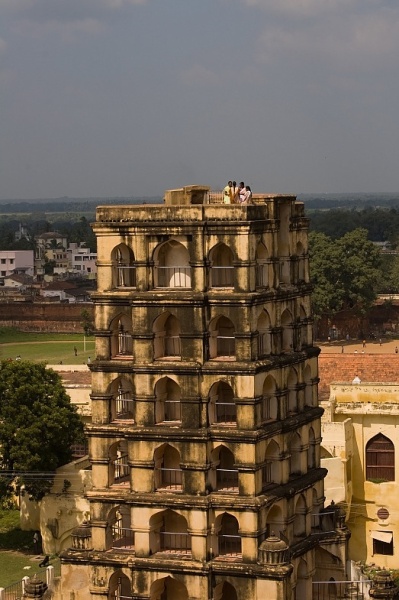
(213, 581), (238, 600)
(154, 376), (182, 423)
(261, 375), (278, 422)
(108, 570), (132, 599)
(262, 440), (281, 489)
(150, 577), (188, 600)
(211, 446), (238, 492)
(110, 313), (133, 357)
(149, 510), (190, 555)
(108, 440), (129, 487)
(107, 376), (134, 422)
(209, 243), (235, 287)
(153, 312), (181, 359)
(256, 241), (269, 288)
(153, 239), (191, 288)
(366, 433), (395, 481)
(209, 316), (235, 359)
(289, 432), (302, 477)
(154, 443), (182, 491)
(208, 381), (236, 425)
(111, 243), (136, 288)
(257, 309), (272, 356)
(215, 513), (241, 557)
(281, 308), (293, 352)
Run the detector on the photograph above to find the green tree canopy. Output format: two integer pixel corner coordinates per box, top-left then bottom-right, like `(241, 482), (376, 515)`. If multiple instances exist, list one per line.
(309, 228), (381, 319)
(0, 361), (84, 500)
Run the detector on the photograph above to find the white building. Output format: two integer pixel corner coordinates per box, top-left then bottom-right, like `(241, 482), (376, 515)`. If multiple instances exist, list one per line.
(0, 250), (34, 279)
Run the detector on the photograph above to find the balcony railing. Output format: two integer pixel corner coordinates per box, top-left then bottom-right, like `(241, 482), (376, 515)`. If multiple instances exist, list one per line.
(111, 525), (135, 549)
(116, 264), (136, 287)
(218, 534), (241, 556)
(155, 334), (181, 358)
(160, 531), (191, 552)
(117, 331), (133, 355)
(155, 266), (191, 288)
(113, 454), (129, 483)
(156, 467), (182, 490)
(210, 266), (234, 287)
(216, 335), (235, 357)
(115, 393), (134, 419)
(216, 468), (239, 491)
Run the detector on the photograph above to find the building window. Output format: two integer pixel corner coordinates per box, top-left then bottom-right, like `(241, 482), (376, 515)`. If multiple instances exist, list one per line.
(1, 259), (5, 264)
(372, 531), (393, 555)
(366, 434), (395, 482)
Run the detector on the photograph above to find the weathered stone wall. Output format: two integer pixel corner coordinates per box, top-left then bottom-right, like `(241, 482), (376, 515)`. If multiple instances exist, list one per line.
(0, 302), (94, 332)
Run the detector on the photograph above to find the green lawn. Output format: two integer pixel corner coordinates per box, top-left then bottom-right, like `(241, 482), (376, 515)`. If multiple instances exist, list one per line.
(0, 328), (95, 364)
(0, 509), (60, 587)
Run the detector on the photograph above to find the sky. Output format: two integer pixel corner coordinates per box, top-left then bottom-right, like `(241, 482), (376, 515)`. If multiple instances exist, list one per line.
(1, 0), (399, 200)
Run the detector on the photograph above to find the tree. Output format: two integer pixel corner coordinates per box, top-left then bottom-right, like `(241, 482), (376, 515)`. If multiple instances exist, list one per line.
(0, 361), (84, 501)
(309, 228), (381, 319)
(80, 308), (94, 335)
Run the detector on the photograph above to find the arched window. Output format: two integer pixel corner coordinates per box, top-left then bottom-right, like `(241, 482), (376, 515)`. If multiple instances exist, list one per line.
(294, 495), (307, 539)
(308, 428), (316, 469)
(109, 440), (129, 487)
(287, 369), (298, 415)
(155, 377), (181, 423)
(262, 440), (281, 489)
(109, 377), (134, 421)
(208, 381), (236, 425)
(281, 309), (293, 352)
(261, 375), (278, 422)
(209, 316), (235, 359)
(153, 312), (181, 359)
(266, 504), (284, 539)
(257, 310), (272, 357)
(296, 241), (306, 282)
(256, 242), (269, 288)
(108, 506), (134, 550)
(149, 510), (190, 555)
(214, 582), (238, 600)
(154, 444), (182, 491)
(111, 244), (136, 288)
(154, 240), (191, 288)
(366, 434), (395, 482)
(149, 577), (188, 600)
(289, 433), (302, 477)
(110, 314), (133, 358)
(108, 570), (132, 600)
(212, 446), (238, 492)
(217, 513), (241, 557)
(209, 244), (234, 288)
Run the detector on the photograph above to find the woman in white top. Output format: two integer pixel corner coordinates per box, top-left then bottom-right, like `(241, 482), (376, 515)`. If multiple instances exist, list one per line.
(243, 185), (252, 204)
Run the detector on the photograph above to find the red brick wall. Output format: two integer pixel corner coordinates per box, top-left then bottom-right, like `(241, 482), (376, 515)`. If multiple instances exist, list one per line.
(0, 302), (94, 333)
(318, 353), (399, 398)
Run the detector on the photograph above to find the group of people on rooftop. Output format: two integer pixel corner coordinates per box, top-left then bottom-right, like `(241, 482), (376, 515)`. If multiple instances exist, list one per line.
(223, 181), (252, 205)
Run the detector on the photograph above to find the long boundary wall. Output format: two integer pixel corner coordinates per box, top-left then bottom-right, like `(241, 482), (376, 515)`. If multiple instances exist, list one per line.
(0, 302), (94, 333)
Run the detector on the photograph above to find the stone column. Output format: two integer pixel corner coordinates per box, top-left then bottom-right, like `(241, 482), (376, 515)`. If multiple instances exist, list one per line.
(22, 574), (48, 599)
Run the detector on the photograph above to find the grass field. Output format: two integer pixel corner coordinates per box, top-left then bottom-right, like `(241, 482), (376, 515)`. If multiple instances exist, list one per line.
(0, 510), (60, 587)
(0, 328), (95, 364)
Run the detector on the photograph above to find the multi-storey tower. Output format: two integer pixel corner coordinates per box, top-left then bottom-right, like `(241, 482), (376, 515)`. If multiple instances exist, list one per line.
(60, 186), (348, 600)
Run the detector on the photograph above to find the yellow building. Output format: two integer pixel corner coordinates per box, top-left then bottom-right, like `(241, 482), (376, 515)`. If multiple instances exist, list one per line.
(58, 186), (349, 600)
(322, 381), (399, 571)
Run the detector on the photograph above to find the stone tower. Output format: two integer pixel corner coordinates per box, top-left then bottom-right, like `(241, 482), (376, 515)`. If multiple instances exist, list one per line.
(59, 186), (348, 600)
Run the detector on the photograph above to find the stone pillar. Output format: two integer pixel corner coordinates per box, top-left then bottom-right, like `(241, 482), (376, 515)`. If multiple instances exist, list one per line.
(22, 575), (48, 598)
(369, 571), (399, 599)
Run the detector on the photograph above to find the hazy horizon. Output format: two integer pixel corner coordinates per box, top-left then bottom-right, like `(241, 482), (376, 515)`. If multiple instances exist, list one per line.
(2, 1), (399, 200)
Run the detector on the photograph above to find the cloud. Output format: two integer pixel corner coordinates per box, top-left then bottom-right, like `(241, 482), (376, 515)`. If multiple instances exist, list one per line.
(255, 9), (399, 71)
(1, 0), (148, 37)
(0, 37), (7, 53)
(180, 65), (220, 87)
(241, 0), (359, 18)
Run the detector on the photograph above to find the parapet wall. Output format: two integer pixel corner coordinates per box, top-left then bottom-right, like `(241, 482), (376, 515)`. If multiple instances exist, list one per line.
(0, 302), (93, 332)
